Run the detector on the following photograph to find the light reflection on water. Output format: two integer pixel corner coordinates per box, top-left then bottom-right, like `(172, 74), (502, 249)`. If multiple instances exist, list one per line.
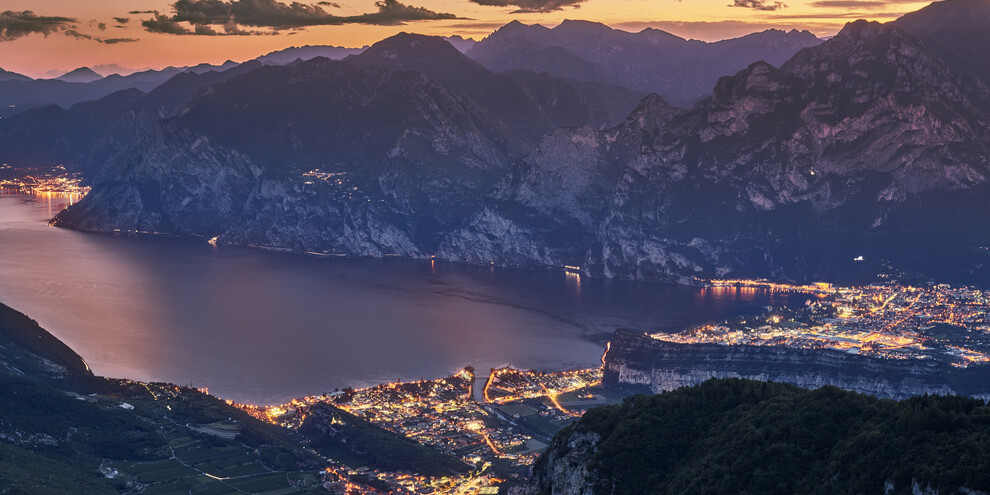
(0, 192), (804, 404)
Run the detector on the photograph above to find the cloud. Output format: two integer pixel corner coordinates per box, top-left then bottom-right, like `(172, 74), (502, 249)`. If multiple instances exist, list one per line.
(100, 37), (139, 44)
(137, 0), (460, 35)
(769, 10), (904, 18)
(809, 0), (921, 8)
(64, 29), (138, 43)
(346, 0), (462, 25)
(730, 0), (787, 11)
(98, 22), (107, 30)
(442, 21), (508, 30)
(317, 1), (341, 6)
(0, 10), (76, 41)
(114, 16), (131, 24)
(64, 29), (91, 40)
(467, 0), (585, 13)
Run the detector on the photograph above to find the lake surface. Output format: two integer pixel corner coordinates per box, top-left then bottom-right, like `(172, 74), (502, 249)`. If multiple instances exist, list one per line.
(0, 191), (805, 404)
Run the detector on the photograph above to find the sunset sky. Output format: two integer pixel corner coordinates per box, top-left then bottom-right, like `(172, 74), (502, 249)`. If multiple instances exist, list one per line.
(1, 0), (930, 77)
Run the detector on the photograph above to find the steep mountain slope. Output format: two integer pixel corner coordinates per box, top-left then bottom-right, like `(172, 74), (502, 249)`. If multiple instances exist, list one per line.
(894, 0), (990, 84)
(35, 36), (641, 258)
(346, 33), (646, 149)
(468, 20), (821, 105)
(53, 57), (520, 256)
(529, 379), (990, 495)
(441, 18), (990, 284)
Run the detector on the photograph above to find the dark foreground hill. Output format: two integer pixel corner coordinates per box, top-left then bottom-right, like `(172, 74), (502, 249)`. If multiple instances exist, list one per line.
(0, 303), (465, 494)
(530, 379), (990, 495)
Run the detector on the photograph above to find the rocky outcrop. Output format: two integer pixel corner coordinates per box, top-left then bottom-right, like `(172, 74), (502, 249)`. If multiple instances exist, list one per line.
(528, 430), (601, 495)
(603, 329), (990, 400)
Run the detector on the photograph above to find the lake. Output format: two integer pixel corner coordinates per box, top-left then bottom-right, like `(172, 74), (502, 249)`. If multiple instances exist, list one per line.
(0, 191), (804, 404)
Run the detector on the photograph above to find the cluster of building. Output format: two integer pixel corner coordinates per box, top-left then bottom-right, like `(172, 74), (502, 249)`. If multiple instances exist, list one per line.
(0, 165), (90, 197)
(317, 464), (503, 495)
(483, 367), (603, 417)
(237, 365), (605, 494)
(656, 281), (990, 367)
(302, 168), (374, 204)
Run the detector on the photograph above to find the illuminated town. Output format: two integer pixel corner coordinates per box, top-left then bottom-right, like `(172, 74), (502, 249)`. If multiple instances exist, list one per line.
(0, 165), (90, 198)
(658, 281), (990, 367)
(212, 278), (990, 493)
(234, 366), (608, 494)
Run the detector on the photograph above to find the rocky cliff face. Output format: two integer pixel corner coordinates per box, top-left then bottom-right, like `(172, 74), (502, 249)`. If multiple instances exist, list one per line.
(443, 19), (990, 284)
(603, 329), (990, 400)
(528, 430), (601, 495)
(43, 35), (642, 258)
(54, 57), (518, 256)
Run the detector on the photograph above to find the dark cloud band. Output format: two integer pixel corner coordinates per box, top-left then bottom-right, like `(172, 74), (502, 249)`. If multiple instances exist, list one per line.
(139, 0), (461, 35)
(0, 10), (76, 41)
(65, 29), (138, 44)
(730, 0), (787, 11)
(467, 0), (586, 13)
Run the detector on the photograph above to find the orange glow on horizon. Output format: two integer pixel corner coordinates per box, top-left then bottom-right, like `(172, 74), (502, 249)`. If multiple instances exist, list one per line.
(0, 0), (932, 77)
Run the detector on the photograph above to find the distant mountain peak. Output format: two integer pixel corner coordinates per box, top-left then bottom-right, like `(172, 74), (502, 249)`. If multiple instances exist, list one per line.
(0, 67), (31, 82)
(555, 19), (610, 30)
(835, 19), (884, 39)
(637, 27), (687, 42)
(469, 19), (822, 101)
(55, 67), (103, 83)
(494, 19), (549, 35)
(443, 35), (477, 54)
(345, 32), (490, 88)
(255, 45), (365, 65)
(354, 32), (467, 63)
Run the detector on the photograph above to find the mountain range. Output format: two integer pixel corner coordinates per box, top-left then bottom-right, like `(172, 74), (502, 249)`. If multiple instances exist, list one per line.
(441, 15), (990, 283)
(467, 20), (822, 106)
(4, 0), (990, 285)
(0, 43), (361, 117)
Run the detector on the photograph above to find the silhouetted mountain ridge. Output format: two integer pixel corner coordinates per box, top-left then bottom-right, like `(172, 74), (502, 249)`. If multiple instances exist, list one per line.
(467, 20), (822, 105)
(54, 67), (103, 83)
